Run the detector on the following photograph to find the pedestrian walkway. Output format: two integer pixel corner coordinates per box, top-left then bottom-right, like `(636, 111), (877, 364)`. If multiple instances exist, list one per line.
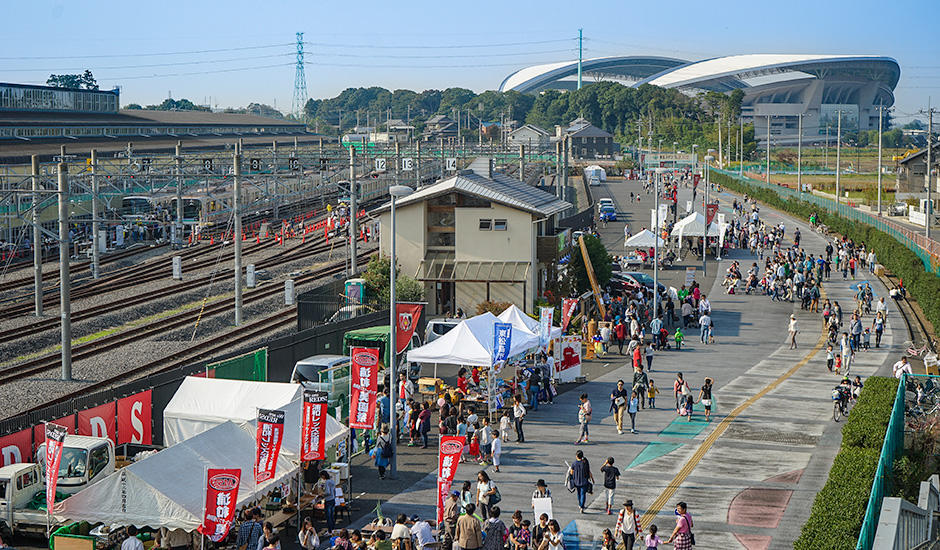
(354, 178), (906, 549)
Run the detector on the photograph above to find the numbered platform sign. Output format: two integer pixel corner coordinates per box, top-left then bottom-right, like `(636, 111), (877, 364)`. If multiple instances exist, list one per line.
(401, 158), (414, 171)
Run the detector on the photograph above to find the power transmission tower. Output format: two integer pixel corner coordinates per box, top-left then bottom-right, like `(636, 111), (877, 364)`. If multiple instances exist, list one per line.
(291, 32), (308, 120)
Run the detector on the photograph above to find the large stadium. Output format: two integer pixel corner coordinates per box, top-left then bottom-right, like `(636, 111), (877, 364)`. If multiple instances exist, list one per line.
(499, 54), (901, 146)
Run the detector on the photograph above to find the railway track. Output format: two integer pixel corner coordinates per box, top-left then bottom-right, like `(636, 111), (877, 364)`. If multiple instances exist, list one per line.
(0, 250), (371, 388)
(0, 235), (346, 342)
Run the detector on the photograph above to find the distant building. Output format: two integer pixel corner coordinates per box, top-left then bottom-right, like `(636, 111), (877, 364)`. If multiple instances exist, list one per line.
(374, 159), (571, 315)
(896, 142), (940, 197)
(422, 114), (457, 142)
(371, 119), (414, 144)
(507, 124), (551, 149)
(554, 117), (617, 159)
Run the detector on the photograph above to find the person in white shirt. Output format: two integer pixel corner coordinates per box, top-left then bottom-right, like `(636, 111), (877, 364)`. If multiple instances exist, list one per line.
(698, 296), (711, 315)
(513, 394), (526, 442)
(399, 373), (415, 405)
(788, 315), (799, 350)
(122, 527), (144, 550)
(490, 431), (502, 472)
(409, 515), (435, 550)
(894, 357), (912, 379)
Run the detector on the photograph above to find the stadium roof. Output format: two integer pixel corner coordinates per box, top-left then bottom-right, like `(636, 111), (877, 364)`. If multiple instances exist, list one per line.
(499, 56), (689, 93)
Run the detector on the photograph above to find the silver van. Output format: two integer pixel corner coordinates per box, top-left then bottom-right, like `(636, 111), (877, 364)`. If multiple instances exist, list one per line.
(291, 354), (350, 391)
(424, 318), (461, 345)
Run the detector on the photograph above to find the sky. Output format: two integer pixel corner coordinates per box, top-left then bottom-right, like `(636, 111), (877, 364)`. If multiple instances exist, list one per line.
(2, 0), (937, 122)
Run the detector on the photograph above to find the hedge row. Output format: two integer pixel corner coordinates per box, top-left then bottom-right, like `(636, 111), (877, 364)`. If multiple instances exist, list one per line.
(710, 170), (940, 336)
(794, 377), (898, 549)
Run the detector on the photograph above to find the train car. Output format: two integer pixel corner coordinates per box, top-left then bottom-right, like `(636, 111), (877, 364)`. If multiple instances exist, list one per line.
(120, 196), (153, 220)
(149, 194), (206, 226)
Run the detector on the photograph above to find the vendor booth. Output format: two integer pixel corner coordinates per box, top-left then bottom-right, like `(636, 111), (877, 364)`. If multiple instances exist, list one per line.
(163, 377), (349, 462)
(671, 212), (728, 258)
(624, 229), (665, 248)
(54, 421), (296, 530)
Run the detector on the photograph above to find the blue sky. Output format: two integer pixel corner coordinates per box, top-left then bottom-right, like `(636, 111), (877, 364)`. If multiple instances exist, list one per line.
(2, 0), (937, 120)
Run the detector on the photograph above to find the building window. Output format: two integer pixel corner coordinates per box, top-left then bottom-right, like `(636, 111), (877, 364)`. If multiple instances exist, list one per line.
(479, 219), (492, 230)
(493, 219), (507, 231)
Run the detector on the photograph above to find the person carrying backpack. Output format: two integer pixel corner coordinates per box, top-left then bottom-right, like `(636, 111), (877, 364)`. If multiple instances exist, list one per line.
(371, 425), (393, 479)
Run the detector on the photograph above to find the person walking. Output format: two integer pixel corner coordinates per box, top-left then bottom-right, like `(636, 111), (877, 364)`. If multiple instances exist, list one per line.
(614, 500), (642, 550)
(665, 502), (694, 550)
(872, 312), (886, 348)
(476, 471), (497, 520)
(370, 425), (392, 479)
(645, 344), (654, 371)
(615, 319), (627, 355)
(627, 391), (639, 434)
(513, 394), (526, 443)
(567, 450), (594, 513)
(455, 503), (483, 550)
(698, 312), (712, 344)
(481, 507), (508, 550)
(698, 378), (714, 421)
(600, 457), (620, 515)
(788, 314), (799, 350)
(633, 366), (649, 409)
(576, 393), (592, 444)
(611, 380), (629, 435)
(673, 373), (689, 410)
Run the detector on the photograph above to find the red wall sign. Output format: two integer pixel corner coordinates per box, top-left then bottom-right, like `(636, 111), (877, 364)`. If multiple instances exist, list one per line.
(0, 429), (32, 467)
(117, 390), (152, 445)
(78, 402), (117, 441)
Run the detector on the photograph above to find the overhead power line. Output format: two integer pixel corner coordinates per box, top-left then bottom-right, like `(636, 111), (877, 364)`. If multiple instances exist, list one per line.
(304, 38), (575, 50)
(0, 42), (294, 60)
(3, 53), (294, 72)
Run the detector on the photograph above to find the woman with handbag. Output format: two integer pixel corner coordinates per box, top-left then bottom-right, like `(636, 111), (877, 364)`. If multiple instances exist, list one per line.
(697, 378), (714, 421)
(576, 393), (592, 444)
(567, 450), (594, 514)
(476, 471), (497, 520)
(665, 502), (694, 549)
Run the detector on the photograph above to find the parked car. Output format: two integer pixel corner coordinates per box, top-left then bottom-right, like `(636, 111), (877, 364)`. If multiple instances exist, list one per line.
(291, 354), (350, 389)
(328, 305), (369, 323)
(598, 198), (614, 208)
(607, 272), (643, 295)
(624, 271), (667, 295)
(599, 204), (617, 221)
(888, 202), (908, 216)
(425, 318), (461, 345)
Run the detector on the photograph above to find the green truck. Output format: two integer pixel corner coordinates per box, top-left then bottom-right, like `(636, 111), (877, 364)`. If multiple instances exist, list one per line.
(342, 325), (422, 383)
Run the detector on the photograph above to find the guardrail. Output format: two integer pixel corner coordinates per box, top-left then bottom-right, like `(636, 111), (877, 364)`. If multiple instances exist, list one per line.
(872, 476), (940, 548)
(714, 169), (940, 276)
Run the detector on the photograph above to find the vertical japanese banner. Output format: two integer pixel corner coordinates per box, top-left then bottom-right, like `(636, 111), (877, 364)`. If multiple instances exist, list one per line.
(706, 203), (719, 226)
(561, 299), (578, 333)
(693, 173), (700, 188)
(198, 468), (241, 542)
(301, 391), (328, 461)
(395, 303), (424, 354)
(44, 423), (68, 515)
(349, 347), (379, 429)
(437, 435), (466, 524)
(538, 307), (554, 352)
(254, 409), (285, 483)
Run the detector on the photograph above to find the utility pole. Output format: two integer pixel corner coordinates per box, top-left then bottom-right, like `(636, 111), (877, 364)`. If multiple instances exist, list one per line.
(825, 125), (830, 170)
(88, 149), (101, 279)
(926, 106), (934, 240)
(440, 137), (445, 179)
(877, 103), (884, 215)
(797, 114), (803, 194)
(766, 115), (771, 185)
(349, 146), (358, 274)
(577, 28), (583, 90)
(555, 140), (562, 198)
(717, 116), (723, 168)
(233, 153), (243, 326)
(415, 141), (422, 187)
(739, 116), (744, 178)
(519, 144), (525, 181)
(31, 155), (42, 317)
(57, 162), (71, 381)
(836, 110), (842, 204)
(175, 142), (183, 248)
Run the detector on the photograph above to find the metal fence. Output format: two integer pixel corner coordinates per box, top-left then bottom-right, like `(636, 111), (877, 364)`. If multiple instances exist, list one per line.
(857, 373), (907, 549)
(715, 169), (940, 276)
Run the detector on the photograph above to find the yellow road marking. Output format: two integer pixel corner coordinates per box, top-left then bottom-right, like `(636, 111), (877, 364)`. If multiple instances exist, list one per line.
(639, 309), (828, 527)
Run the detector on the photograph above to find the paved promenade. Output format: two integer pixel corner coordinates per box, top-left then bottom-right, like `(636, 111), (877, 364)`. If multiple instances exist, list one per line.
(354, 177), (905, 549)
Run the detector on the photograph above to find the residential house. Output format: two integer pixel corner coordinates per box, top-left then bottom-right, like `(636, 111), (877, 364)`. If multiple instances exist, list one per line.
(508, 123), (551, 149)
(422, 114), (457, 142)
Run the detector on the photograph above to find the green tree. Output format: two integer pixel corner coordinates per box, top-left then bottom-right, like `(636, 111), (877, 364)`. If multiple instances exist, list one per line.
(568, 234), (612, 294)
(80, 69), (98, 90)
(124, 103), (143, 110)
(362, 255), (424, 304)
(46, 70), (98, 90)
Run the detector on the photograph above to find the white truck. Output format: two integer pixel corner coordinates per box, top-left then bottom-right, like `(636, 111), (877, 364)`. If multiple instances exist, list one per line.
(0, 435), (116, 537)
(583, 165), (607, 186)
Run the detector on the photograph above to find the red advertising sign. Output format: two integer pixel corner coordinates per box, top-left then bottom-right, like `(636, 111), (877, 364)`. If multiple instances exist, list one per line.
(117, 390), (152, 445)
(198, 468), (241, 542)
(396, 303), (423, 354)
(254, 409), (285, 482)
(0, 428), (31, 467)
(693, 173), (701, 188)
(32, 416), (74, 452)
(560, 298), (578, 333)
(78, 402), (116, 441)
(349, 347), (379, 429)
(558, 337), (582, 372)
(706, 203), (719, 226)
(44, 423), (68, 513)
(436, 435), (466, 524)
(301, 391), (328, 461)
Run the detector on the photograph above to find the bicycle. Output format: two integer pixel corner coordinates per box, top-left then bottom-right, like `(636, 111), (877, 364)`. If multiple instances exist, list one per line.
(832, 389), (850, 422)
(906, 340), (937, 358)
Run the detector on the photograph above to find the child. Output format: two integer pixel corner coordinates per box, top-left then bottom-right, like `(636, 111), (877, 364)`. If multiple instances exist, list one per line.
(683, 395), (694, 421)
(601, 529), (617, 550)
(644, 525), (662, 549)
(491, 430), (502, 472)
(467, 430), (481, 462)
(647, 380), (658, 408)
(499, 411), (511, 442)
(863, 328), (871, 350)
(593, 333), (605, 357)
(517, 520), (531, 550)
(674, 327), (684, 350)
(826, 345), (834, 371)
(600, 457), (620, 515)
(456, 416), (468, 463)
(834, 354), (842, 375)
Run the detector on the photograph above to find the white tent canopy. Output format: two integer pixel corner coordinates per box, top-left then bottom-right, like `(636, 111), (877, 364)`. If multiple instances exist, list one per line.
(406, 312), (540, 366)
(624, 229), (665, 248)
(671, 212), (720, 238)
(497, 304), (562, 340)
(164, 377), (347, 462)
(55, 421), (296, 530)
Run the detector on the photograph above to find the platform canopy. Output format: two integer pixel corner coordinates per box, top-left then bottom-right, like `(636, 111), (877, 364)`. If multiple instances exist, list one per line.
(55, 421), (296, 531)
(406, 312), (539, 366)
(624, 229), (666, 248)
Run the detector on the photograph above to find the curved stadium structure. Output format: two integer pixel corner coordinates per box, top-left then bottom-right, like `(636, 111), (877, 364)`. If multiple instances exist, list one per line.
(500, 54), (901, 146)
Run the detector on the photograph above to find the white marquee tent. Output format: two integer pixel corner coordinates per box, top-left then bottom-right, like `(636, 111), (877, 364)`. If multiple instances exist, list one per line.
(163, 377), (347, 462)
(624, 229), (665, 248)
(671, 212), (728, 257)
(55, 421), (296, 530)
(406, 312), (540, 366)
(497, 304), (562, 340)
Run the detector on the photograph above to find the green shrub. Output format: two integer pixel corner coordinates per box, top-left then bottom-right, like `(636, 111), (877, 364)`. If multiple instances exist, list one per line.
(840, 377), (898, 449)
(794, 446), (880, 549)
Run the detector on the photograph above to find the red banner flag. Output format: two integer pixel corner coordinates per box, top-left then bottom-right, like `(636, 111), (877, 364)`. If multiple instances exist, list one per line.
(301, 391), (328, 461)
(706, 203), (719, 226)
(436, 436), (466, 524)
(395, 303), (423, 354)
(255, 409), (285, 482)
(693, 173), (700, 188)
(44, 423), (68, 513)
(198, 468), (241, 542)
(349, 347), (379, 429)
(561, 298), (578, 333)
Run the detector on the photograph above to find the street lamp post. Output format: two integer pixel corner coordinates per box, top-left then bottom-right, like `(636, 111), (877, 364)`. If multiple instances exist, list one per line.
(387, 184), (414, 479)
(704, 152), (715, 276)
(658, 138), (664, 152)
(691, 144), (699, 205)
(653, 170), (660, 321)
